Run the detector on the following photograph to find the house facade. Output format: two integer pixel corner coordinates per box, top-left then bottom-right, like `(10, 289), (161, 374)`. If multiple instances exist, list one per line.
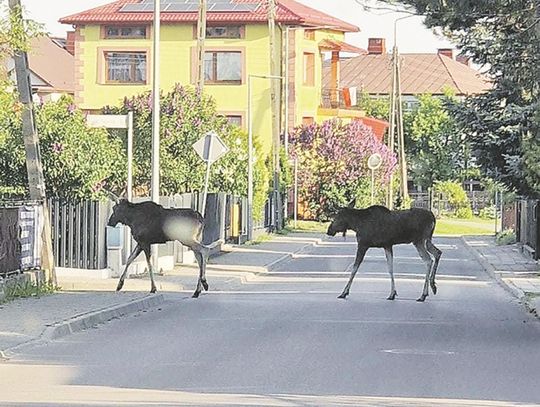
(60, 0), (370, 157)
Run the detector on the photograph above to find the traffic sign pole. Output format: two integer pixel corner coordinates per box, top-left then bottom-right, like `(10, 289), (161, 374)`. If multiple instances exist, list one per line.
(193, 131), (229, 217)
(201, 135), (213, 217)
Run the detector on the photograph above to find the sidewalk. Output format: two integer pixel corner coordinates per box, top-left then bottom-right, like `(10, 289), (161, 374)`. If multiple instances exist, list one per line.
(0, 233), (321, 359)
(463, 236), (540, 317)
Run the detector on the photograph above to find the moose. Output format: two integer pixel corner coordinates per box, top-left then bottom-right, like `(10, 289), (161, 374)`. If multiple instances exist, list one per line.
(107, 197), (221, 298)
(327, 204), (442, 302)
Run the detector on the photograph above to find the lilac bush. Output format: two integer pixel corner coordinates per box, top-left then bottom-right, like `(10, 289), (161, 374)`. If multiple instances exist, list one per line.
(289, 119), (397, 219)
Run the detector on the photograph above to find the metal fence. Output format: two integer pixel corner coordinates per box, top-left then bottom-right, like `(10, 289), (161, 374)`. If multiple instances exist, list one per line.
(410, 190), (493, 215)
(516, 199), (539, 260)
(2, 193), (275, 273)
(48, 199), (110, 270)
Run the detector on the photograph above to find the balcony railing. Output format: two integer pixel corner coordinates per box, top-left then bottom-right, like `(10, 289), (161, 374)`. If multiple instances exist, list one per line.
(320, 88), (360, 110)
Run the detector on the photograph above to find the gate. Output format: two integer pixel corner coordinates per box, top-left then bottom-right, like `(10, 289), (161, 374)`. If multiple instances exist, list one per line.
(516, 199), (539, 260)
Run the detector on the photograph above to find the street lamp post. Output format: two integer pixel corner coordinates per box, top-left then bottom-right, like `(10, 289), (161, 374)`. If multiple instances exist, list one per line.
(247, 74), (284, 241)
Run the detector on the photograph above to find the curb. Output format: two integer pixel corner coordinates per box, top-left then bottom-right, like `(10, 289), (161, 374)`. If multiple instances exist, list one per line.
(461, 236), (538, 317)
(0, 294), (164, 360)
(263, 237), (326, 272)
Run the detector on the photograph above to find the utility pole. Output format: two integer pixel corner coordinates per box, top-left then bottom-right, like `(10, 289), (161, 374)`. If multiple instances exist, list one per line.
(267, 0), (282, 231)
(196, 0), (207, 92)
(395, 50), (408, 201)
(387, 16), (411, 209)
(151, 0), (161, 270)
(8, 0), (55, 283)
(386, 45), (397, 209)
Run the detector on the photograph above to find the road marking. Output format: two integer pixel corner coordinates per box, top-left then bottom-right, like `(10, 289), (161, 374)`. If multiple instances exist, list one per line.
(381, 349), (456, 356)
(292, 253), (470, 262)
(174, 316), (460, 326)
(267, 271), (479, 280)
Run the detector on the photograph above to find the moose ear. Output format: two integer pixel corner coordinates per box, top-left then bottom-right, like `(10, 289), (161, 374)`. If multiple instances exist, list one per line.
(347, 199), (355, 208)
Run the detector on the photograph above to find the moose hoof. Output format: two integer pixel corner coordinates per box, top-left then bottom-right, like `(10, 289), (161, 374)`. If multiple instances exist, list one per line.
(202, 280), (209, 291)
(116, 281), (124, 292)
(338, 293), (348, 300)
(416, 294), (427, 302)
(150, 287), (157, 294)
(192, 291), (200, 299)
(431, 283), (438, 295)
(387, 291), (397, 300)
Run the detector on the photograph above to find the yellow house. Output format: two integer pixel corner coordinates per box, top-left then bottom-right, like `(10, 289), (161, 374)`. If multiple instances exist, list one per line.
(60, 0), (367, 156)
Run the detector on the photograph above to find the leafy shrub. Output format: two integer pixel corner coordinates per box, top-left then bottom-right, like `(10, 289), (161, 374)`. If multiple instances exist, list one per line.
(479, 205), (497, 219)
(496, 229), (516, 246)
(289, 119), (397, 219)
(104, 84), (270, 219)
(455, 206), (473, 219)
(435, 181), (472, 218)
(0, 92), (125, 200)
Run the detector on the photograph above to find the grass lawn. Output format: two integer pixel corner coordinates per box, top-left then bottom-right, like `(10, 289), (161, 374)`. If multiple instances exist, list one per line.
(289, 217), (496, 237)
(434, 217), (496, 236)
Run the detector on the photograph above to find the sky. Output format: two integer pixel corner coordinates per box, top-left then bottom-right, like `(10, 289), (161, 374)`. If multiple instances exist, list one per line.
(18, 0), (454, 53)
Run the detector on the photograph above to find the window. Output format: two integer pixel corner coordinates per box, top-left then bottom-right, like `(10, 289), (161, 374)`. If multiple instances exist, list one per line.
(204, 51), (242, 84)
(105, 52), (147, 83)
(225, 115), (243, 127)
(304, 29), (315, 40)
(206, 26), (244, 39)
(105, 26), (147, 39)
(303, 52), (315, 86)
(302, 117), (314, 126)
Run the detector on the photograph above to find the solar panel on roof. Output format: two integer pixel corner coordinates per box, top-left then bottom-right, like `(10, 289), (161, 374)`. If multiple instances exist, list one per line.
(120, 0), (259, 13)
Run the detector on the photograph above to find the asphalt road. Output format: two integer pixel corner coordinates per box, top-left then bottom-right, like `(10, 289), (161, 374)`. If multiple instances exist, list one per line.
(1, 236), (539, 406)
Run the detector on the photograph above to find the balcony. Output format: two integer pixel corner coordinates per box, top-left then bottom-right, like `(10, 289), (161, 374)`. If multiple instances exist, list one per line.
(319, 88), (364, 120)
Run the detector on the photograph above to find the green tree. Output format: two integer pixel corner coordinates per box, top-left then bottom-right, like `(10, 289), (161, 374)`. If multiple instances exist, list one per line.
(405, 93), (465, 188)
(379, 0), (540, 197)
(0, 1), (43, 82)
(358, 92), (390, 121)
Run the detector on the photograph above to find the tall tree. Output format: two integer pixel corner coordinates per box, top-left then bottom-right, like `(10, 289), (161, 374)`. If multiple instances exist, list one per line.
(377, 0), (540, 197)
(405, 93), (464, 188)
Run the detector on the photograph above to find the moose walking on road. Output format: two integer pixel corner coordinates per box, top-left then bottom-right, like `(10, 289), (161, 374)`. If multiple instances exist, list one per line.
(107, 198), (221, 298)
(327, 205), (442, 302)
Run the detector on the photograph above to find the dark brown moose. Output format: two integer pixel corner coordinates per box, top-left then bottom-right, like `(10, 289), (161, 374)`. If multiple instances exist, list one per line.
(327, 205), (442, 302)
(108, 198), (221, 298)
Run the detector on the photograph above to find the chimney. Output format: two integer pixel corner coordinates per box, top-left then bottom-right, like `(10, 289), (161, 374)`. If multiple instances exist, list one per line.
(368, 38), (386, 55)
(456, 54), (470, 67)
(66, 31), (75, 55)
(437, 48), (454, 59)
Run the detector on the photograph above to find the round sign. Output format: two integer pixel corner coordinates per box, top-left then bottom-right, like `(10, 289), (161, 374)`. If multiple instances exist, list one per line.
(367, 153), (383, 170)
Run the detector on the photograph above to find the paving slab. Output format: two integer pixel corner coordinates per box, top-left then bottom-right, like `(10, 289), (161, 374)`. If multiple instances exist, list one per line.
(463, 235), (539, 317)
(0, 291), (163, 358)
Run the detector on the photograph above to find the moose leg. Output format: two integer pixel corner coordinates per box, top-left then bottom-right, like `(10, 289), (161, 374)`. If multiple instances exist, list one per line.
(414, 240), (434, 302)
(426, 239), (442, 295)
(191, 244), (208, 298)
(338, 246), (368, 299)
(117, 244), (143, 291)
(142, 245), (157, 294)
(384, 246), (397, 300)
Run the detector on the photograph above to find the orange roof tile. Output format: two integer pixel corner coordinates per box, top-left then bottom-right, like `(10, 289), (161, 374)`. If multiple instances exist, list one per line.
(319, 39), (367, 55)
(325, 53), (490, 96)
(59, 0), (359, 32)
